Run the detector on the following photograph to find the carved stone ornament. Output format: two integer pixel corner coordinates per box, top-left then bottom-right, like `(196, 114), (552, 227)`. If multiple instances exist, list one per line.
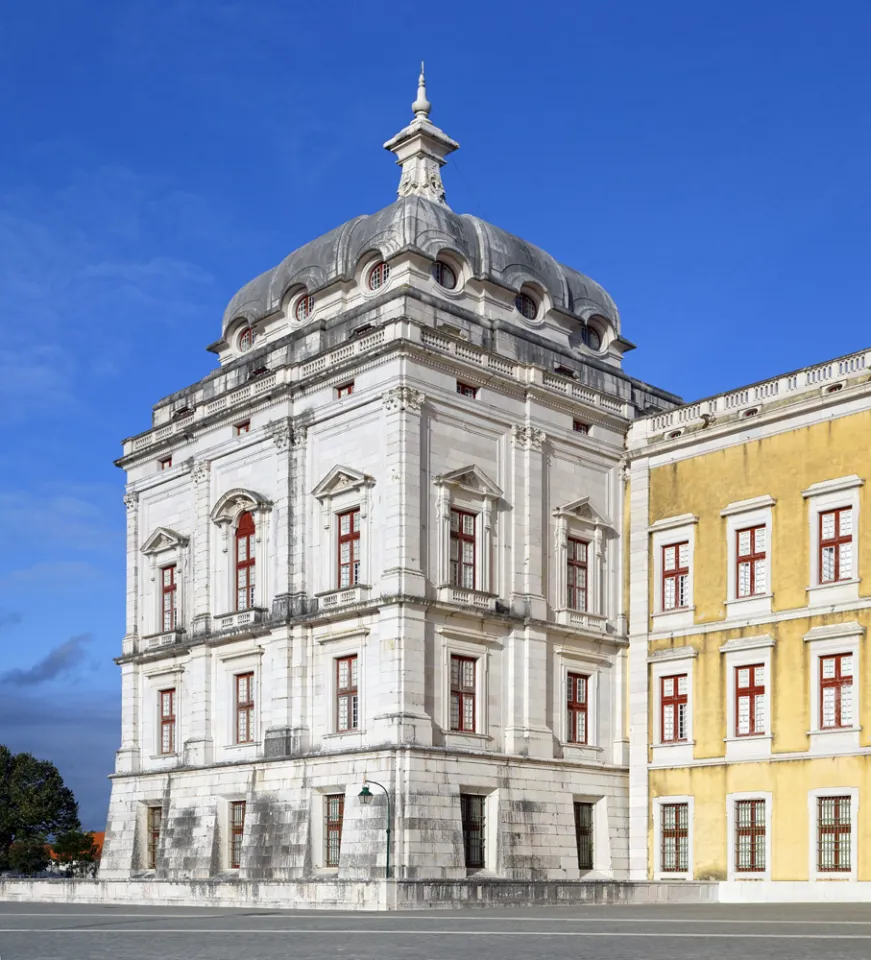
(123, 491), (139, 511)
(268, 419), (292, 451)
(397, 157), (446, 204)
(511, 424), (546, 450)
(191, 460), (211, 485)
(383, 386), (425, 413)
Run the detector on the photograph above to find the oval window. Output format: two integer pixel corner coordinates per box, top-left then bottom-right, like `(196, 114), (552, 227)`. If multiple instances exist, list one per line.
(238, 328), (255, 352)
(514, 292), (538, 320)
(432, 261), (457, 290)
(295, 294), (314, 321)
(367, 261), (390, 290)
(583, 326), (602, 351)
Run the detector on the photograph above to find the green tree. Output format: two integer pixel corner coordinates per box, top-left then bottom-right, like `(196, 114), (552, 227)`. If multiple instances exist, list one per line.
(52, 830), (100, 878)
(8, 836), (50, 875)
(0, 746), (81, 870)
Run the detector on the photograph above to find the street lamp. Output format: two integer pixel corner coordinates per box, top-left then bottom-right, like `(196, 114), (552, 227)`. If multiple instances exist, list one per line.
(358, 779), (392, 879)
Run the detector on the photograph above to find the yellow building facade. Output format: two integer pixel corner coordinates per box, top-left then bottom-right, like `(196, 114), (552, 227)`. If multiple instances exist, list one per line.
(626, 347), (871, 897)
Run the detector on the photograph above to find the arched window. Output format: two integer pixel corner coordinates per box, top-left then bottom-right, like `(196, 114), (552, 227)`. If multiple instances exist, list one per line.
(295, 294), (314, 321)
(235, 511), (256, 611)
(514, 292), (538, 320)
(238, 327), (255, 352)
(582, 325), (602, 351)
(367, 261), (390, 290)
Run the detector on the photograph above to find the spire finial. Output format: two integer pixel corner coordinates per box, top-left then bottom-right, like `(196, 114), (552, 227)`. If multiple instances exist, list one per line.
(412, 61), (431, 120)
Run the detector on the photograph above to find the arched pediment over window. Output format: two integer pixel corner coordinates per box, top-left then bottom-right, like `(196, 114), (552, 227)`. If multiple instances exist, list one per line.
(210, 488), (273, 526)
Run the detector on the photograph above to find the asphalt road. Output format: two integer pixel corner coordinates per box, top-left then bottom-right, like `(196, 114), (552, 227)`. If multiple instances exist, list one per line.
(1, 901), (871, 960)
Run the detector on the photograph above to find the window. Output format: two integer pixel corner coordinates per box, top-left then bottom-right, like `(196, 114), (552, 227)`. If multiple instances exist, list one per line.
(734, 799), (765, 873)
(160, 565), (178, 632)
(735, 664), (765, 737)
(450, 655), (476, 732)
(235, 672), (254, 744)
(572, 420), (589, 435)
(147, 806), (162, 870)
(234, 421), (250, 436)
(367, 261), (390, 290)
(338, 508), (361, 588)
(336, 655), (359, 732)
(660, 802), (689, 873)
(582, 325), (602, 351)
(567, 538), (588, 611)
(295, 294), (314, 321)
(432, 260), (457, 289)
(235, 511), (256, 611)
(456, 381), (478, 398)
(158, 688), (176, 755)
(662, 542), (689, 611)
(229, 800), (245, 869)
(450, 509), (476, 589)
(820, 653), (853, 729)
(566, 673), (588, 744)
(574, 802), (594, 870)
(238, 328), (254, 352)
(325, 794), (344, 867)
(818, 796), (851, 872)
(661, 674), (688, 743)
(460, 794), (485, 869)
(336, 382), (354, 398)
(514, 292), (537, 320)
(820, 508), (853, 583)
(159, 457), (172, 471)
(737, 526), (766, 597)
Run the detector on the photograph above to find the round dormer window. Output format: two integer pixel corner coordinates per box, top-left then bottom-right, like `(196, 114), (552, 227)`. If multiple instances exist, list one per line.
(367, 261), (390, 290)
(238, 327), (255, 352)
(583, 325), (602, 351)
(295, 294), (314, 321)
(432, 260), (457, 290)
(514, 292), (538, 320)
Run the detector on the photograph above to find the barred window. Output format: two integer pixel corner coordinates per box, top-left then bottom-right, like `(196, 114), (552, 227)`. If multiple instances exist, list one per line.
(158, 688), (176, 755)
(820, 653), (853, 729)
(736, 526), (766, 597)
(567, 538), (588, 611)
(450, 655), (476, 733)
(735, 799), (765, 873)
(325, 794), (344, 867)
(460, 794), (485, 869)
(567, 673), (588, 744)
(662, 542), (689, 610)
(450, 509), (477, 589)
(229, 800), (246, 869)
(235, 672), (254, 744)
(147, 806), (162, 870)
(820, 508), (853, 583)
(574, 801), (594, 870)
(660, 802), (689, 873)
(661, 674), (688, 743)
(735, 664), (765, 737)
(818, 796), (851, 872)
(336, 655), (359, 732)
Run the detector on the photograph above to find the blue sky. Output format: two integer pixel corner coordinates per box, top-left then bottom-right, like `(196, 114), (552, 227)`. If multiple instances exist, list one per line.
(1, 1), (870, 830)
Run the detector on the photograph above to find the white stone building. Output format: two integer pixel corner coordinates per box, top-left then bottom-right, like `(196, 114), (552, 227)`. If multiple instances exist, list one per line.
(99, 70), (677, 898)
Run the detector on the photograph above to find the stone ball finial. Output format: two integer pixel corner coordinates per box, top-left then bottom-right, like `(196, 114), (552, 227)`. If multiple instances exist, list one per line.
(412, 61), (431, 120)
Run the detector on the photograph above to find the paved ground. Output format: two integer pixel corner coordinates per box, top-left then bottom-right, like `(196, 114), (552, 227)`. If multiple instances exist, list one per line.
(1, 902), (871, 960)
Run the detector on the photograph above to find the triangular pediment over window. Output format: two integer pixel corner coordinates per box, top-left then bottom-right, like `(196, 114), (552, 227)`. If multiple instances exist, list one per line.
(553, 496), (612, 529)
(433, 465), (502, 500)
(210, 488), (272, 524)
(141, 526), (189, 556)
(312, 465), (374, 501)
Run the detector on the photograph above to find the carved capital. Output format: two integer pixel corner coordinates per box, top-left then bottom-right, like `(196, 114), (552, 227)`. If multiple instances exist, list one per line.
(511, 424), (546, 451)
(383, 386), (425, 414)
(191, 460), (211, 485)
(618, 456), (631, 483)
(123, 491), (139, 512)
(268, 419), (293, 451)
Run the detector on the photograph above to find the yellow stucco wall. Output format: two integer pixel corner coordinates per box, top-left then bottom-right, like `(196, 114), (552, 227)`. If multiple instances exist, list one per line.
(644, 407), (871, 880)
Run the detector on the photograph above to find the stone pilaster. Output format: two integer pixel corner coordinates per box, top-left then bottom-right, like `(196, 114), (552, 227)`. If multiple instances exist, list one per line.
(504, 623), (552, 758)
(122, 491), (139, 655)
(268, 418), (293, 619)
(183, 643), (213, 766)
(191, 459), (212, 637)
(115, 660), (140, 773)
(509, 423), (547, 619)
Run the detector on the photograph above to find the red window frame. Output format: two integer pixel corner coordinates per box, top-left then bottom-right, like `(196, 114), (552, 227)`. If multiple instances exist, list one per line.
(367, 261), (390, 290)
(235, 672), (254, 744)
(325, 794), (344, 867)
(660, 674), (688, 743)
(147, 806), (162, 870)
(456, 381), (478, 398)
(818, 796), (851, 872)
(735, 799), (765, 873)
(567, 673), (588, 744)
(238, 328), (254, 351)
(159, 457), (172, 471)
(235, 421), (250, 436)
(336, 382), (354, 398)
(660, 802), (689, 873)
(336, 655), (359, 732)
(662, 542), (689, 611)
(295, 294), (314, 321)
(572, 420), (589, 435)
(736, 525), (766, 598)
(820, 653), (853, 729)
(819, 508), (853, 583)
(235, 511), (256, 611)
(229, 800), (246, 869)
(337, 508), (361, 588)
(158, 688), (176, 755)
(450, 509), (477, 589)
(160, 564), (178, 632)
(567, 538), (588, 611)
(735, 664), (765, 737)
(450, 655), (476, 732)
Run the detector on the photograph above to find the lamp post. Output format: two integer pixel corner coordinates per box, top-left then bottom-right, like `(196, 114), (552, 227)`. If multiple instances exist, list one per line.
(358, 779), (392, 879)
